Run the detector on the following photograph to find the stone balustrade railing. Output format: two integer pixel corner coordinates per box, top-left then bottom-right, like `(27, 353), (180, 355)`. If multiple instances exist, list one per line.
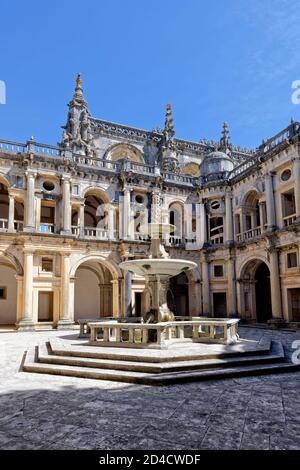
(87, 318), (239, 348)
(236, 226), (262, 242)
(283, 214), (297, 227)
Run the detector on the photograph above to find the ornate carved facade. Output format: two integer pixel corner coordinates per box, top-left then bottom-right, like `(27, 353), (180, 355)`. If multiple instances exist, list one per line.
(1, 75), (300, 329)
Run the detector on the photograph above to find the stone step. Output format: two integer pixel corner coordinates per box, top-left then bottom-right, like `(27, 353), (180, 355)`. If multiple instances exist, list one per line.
(49, 338), (272, 363)
(145, 362), (300, 386)
(23, 348), (147, 384)
(22, 341), (299, 386)
(38, 342), (284, 374)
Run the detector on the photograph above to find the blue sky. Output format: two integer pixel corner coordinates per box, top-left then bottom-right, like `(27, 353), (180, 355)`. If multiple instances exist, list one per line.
(0, 0), (300, 148)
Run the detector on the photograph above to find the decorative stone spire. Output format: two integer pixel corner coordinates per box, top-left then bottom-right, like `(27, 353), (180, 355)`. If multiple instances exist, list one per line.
(158, 103), (179, 173)
(219, 121), (232, 154)
(163, 103), (175, 141)
(61, 73), (94, 156)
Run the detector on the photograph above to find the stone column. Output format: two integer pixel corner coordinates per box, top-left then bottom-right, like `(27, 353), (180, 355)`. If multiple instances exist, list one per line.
(269, 249), (282, 320)
(293, 155), (300, 218)
(122, 188), (133, 240)
(184, 203), (193, 242)
(259, 202), (265, 232)
(18, 250), (34, 330)
(202, 259), (210, 316)
(227, 257), (237, 317)
(241, 210), (247, 235)
(111, 279), (119, 318)
(108, 205), (115, 241)
(195, 203), (201, 247)
(189, 279), (202, 316)
(199, 200), (207, 246)
(8, 194), (15, 232)
(125, 271), (132, 317)
(57, 254), (74, 329)
(265, 172), (276, 230)
(79, 203), (85, 237)
(24, 172), (36, 232)
(61, 177), (71, 235)
(225, 191), (233, 243)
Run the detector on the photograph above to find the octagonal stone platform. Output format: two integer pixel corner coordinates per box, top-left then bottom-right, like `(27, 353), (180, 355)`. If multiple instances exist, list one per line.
(22, 333), (300, 385)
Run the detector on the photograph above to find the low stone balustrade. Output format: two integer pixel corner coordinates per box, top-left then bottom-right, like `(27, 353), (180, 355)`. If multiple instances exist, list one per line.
(78, 318), (115, 338)
(87, 318), (239, 349)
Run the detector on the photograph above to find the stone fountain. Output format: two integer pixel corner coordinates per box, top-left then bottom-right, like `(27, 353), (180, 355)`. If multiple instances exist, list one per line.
(119, 221), (197, 323)
(119, 192), (197, 322)
(86, 193), (239, 348)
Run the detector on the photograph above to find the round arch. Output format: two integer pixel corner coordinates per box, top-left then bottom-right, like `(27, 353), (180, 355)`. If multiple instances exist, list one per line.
(82, 186), (111, 203)
(0, 253), (19, 325)
(168, 200), (185, 239)
(104, 143), (144, 163)
(70, 254), (121, 280)
(0, 251), (23, 276)
(241, 189), (261, 206)
(238, 255), (269, 280)
(238, 256), (272, 323)
(0, 173), (11, 188)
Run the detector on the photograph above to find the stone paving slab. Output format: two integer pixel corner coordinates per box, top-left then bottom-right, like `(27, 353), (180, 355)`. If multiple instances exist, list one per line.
(0, 326), (300, 449)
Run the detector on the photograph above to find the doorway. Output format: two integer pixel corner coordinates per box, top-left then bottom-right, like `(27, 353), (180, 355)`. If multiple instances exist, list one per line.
(38, 291), (53, 321)
(255, 263), (272, 322)
(213, 292), (227, 317)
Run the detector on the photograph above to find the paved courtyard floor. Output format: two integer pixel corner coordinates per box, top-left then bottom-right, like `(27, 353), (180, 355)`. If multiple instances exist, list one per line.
(1, 326), (300, 450)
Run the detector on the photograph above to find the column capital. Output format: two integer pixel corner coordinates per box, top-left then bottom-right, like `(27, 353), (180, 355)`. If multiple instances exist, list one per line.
(61, 175), (71, 183)
(225, 187), (233, 196)
(25, 170), (37, 179)
(23, 248), (35, 255)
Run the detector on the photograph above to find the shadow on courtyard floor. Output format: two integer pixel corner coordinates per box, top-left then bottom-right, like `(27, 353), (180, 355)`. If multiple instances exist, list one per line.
(1, 367), (300, 450)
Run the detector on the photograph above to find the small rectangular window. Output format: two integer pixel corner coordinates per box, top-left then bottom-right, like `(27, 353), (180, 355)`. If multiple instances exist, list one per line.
(214, 265), (224, 277)
(72, 184), (79, 195)
(15, 176), (23, 188)
(0, 287), (7, 299)
(41, 258), (53, 272)
(287, 252), (298, 269)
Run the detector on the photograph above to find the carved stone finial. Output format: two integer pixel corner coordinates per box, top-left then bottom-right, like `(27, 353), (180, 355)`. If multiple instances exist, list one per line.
(219, 121), (232, 155)
(60, 73), (94, 156)
(76, 72), (82, 89)
(163, 103), (175, 141)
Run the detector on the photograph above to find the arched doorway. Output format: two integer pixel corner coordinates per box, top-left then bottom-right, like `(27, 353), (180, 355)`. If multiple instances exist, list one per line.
(168, 272), (189, 316)
(74, 260), (113, 321)
(0, 259), (17, 325)
(255, 262), (272, 322)
(240, 259), (271, 323)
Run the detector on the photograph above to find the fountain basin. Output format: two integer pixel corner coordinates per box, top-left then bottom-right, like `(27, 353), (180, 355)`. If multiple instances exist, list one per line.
(119, 259), (197, 278)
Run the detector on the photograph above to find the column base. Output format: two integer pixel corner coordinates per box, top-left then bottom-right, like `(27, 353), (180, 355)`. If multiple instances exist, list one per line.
(23, 226), (36, 233)
(17, 320), (36, 331)
(267, 318), (286, 328)
(56, 320), (75, 330)
(60, 230), (72, 236)
(266, 225), (277, 232)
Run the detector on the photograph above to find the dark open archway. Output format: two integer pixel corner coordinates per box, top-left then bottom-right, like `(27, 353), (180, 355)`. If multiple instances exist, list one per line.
(255, 262), (272, 322)
(241, 259), (272, 323)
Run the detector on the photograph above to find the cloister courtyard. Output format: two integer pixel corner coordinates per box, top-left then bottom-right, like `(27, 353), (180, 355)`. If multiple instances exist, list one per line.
(1, 326), (300, 450)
